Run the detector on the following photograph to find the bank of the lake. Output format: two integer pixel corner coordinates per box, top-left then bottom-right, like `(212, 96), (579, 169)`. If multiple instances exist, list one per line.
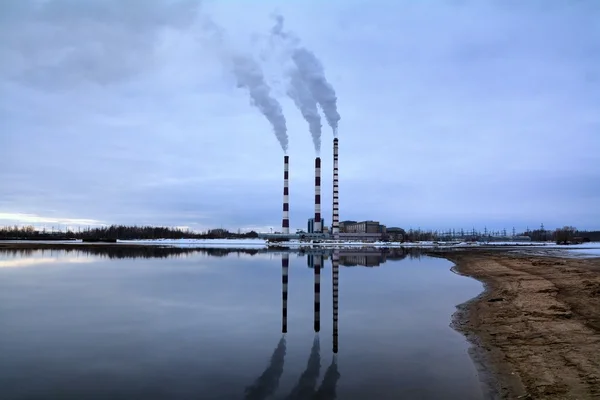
(442, 249), (600, 399)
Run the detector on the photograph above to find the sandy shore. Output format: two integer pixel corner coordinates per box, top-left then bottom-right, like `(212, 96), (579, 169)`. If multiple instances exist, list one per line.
(444, 249), (600, 399)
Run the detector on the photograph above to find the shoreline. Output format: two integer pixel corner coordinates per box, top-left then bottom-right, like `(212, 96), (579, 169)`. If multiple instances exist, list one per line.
(444, 249), (600, 399)
(449, 263), (525, 399)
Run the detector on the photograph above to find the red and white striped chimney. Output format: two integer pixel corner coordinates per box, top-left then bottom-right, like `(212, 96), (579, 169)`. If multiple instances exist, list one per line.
(332, 139), (339, 238)
(282, 156), (290, 234)
(314, 157), (321, 233)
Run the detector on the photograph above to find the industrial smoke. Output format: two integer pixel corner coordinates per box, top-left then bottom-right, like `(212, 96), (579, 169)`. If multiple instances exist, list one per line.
(271, 15), (341, 138)
(287, 68), (322, 154)
(232, 56), (289, 153)
(199, 15), (289, 152)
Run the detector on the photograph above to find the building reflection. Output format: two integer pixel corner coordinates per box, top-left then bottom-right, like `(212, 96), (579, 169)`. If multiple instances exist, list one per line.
(305, 247), (415, 268)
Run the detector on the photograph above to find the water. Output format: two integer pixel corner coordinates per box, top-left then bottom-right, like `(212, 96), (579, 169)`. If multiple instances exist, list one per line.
(0, 247), (483, 399)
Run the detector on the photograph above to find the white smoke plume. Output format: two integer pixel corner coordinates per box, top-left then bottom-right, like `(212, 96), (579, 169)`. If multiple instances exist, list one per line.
(287, 68), (322, 154)
(271, 15), (340, 137)
(233, 56), (289, 152)
(201, 15), (289, 153)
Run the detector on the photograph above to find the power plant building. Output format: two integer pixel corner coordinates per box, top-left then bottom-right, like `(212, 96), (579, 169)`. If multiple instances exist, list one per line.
(342, 221), (386, 234)
(308, 218), (327, 234)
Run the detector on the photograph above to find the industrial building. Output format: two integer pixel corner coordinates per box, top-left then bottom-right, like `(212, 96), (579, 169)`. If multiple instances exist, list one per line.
(307, 218), (327, 234)
(342, 220), (386, 234)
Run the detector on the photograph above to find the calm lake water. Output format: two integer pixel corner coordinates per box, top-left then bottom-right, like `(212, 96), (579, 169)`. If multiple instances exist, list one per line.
(0, 247), (483, 400)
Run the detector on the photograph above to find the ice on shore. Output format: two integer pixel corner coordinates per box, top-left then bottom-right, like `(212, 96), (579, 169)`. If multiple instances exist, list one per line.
(117, 238), (268, 249)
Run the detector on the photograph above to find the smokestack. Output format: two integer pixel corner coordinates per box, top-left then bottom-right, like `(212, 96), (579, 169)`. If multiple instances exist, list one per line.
(314, 157), (321, 233)
(332, 251), (339, 353)
(314, 255), (321, 333)
(282, 156), (290, 234)
(282, 253), (289, 334)
(332, 138), (339, 238)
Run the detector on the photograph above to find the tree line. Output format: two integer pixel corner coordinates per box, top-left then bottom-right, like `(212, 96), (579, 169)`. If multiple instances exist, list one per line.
(1, 224), (598, 243)
(385, 227), (599, 243)
(0, 225), (259, 241)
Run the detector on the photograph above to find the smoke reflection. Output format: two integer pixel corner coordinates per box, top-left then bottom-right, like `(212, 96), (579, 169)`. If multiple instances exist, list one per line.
(285, 335), (321, 400)
(314, 356), (340, 400)
(244, 335), (287, 400)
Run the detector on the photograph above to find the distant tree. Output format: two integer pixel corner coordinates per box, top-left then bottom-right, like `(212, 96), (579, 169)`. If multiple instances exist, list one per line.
(555, 226), (577, 244)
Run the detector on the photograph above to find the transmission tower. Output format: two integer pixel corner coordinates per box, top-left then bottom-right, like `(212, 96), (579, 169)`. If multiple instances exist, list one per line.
(541, 223), (545, 241)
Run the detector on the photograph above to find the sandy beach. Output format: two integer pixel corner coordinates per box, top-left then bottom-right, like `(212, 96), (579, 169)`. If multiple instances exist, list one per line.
(446, 249), (600, 399)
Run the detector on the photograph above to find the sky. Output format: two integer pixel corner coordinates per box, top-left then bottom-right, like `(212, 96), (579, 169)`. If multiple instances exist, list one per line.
(1, 0), (599, 233)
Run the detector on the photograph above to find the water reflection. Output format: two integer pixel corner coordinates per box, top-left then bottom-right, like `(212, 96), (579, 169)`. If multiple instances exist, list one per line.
(332, 251), (339, 355)
(246, 252), (342, 400)
(0, 246), (480, 399)
(0, 246), (420, 262)
(282, 253), (289, 334)
(314, 255), (322, 333)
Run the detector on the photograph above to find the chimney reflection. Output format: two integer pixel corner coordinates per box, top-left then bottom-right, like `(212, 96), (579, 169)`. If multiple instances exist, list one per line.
(332, 251), (339, 354)
(282, 253), (289, 334)
(314, 254), (321, 333)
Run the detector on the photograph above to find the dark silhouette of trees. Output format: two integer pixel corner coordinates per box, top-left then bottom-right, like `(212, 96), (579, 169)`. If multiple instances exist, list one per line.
(0, 225), (259, 241)
(555, 226), (577, 244)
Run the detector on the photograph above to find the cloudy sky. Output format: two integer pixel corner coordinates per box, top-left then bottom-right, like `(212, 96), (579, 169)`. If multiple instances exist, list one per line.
(1, 0), (599, 232)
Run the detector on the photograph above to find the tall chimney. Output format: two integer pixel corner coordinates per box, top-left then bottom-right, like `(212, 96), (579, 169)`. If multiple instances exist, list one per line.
(314, 157), (321, 233)
(332, 139), (339, 238)
(314, 254), (321, 333)
(282, 156), (290, 234)
(282, 253), (289, 334)
(332, 251), (339, 353)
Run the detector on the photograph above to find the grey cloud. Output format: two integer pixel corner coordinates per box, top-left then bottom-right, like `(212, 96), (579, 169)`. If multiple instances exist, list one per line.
(0, 0), (199, 88)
